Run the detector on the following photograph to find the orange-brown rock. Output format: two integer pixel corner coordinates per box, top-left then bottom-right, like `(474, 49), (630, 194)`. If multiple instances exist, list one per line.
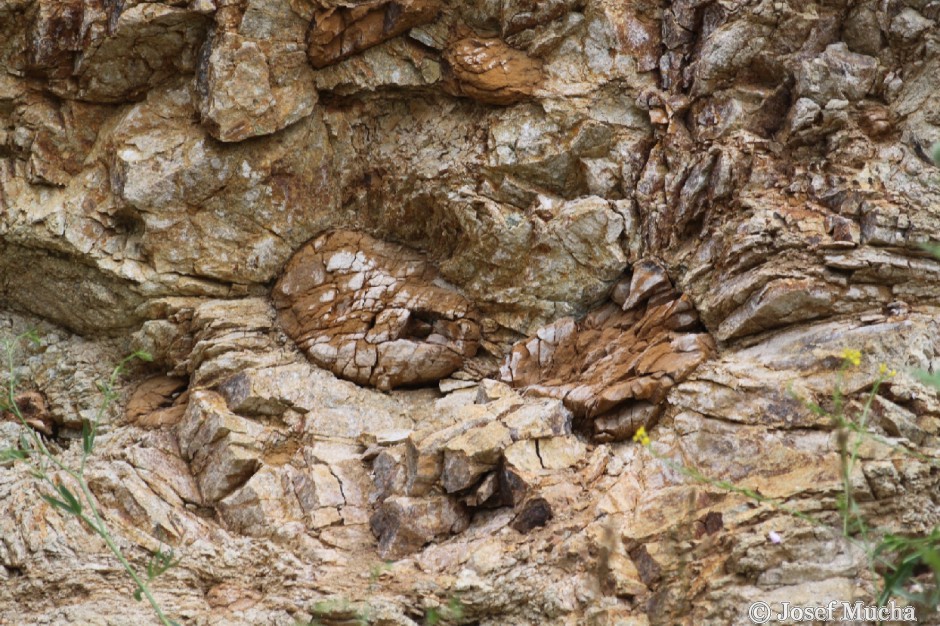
(2, 391), (52, 436)
(442, 36), (543, 105)
(125, 376), (188, 429)
(500, 260), (715, 440)
(273, 231), (481, 390)
(306, 0), (442, 69)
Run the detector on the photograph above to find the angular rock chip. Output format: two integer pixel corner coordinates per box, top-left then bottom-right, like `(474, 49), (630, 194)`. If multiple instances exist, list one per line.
(306, 0), (442, 68)
(273, 231), (481, 390)
(218, 465), (304, 536)
(500, 261), (715, 440)
(370, 495), (469, 559)
(441, 421), (512, 493)
(125, 376), (188, 428)
(2, 391), (52, 436)
(510, 496), (552, 533)
(178, 390), (265, 503)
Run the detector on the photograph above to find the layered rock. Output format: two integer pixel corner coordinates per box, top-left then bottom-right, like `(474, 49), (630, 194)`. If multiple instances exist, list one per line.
(501, 260), (715, 440)
(2, 0), (940, 624)
(306, 0), (442, 69)
(273, 230), (481, 390)
(442, 35), (544, 105)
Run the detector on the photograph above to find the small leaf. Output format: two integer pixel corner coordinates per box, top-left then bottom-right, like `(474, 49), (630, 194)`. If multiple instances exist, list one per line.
(914, 369), (940, 390)
(133, 350), (154, 363)
(133, 588), (143, 602)
(56, 484), (82, 514)
(81, 420), (94, 455)
(920, 242), (940, 259)
(40, 494), (75, 515)
(0, 448), (28, 462)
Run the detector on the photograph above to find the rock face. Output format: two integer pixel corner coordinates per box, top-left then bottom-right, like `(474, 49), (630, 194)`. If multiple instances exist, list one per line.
(2, 0), (940, 625)
(273, 230), (481, 390)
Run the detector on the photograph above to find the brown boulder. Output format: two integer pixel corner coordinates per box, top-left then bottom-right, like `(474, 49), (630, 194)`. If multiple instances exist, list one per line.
(443, 36), (543, 105)
(273, 231), (481, 390)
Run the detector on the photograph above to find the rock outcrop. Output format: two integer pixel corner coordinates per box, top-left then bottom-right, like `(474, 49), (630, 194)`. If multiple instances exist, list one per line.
(2, 0), (940, 624)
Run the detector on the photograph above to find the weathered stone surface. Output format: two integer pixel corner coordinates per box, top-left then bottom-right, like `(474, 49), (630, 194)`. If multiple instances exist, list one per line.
(306, 0), (442, 69)
(198, 0), (318, 142)
(441, 420), (512, 493)
(369, 495), (469, 559)
(19, 1), (209, 102)
(273, 230), (481, 390)
(1, 391), (52, 436)
(178, 390), (264, 503)
(125, 376), (187, 428)
(501, 262), (715, 440)
(443, 35), (543, 105)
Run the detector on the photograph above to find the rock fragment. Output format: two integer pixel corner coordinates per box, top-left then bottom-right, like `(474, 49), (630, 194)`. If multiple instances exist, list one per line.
(369, 495), (469, 559)
(510, 497), (552, 533)
(443, 36), (543, 104)
(500, 261), (715, 440)
(306, 0), (442, 68)
(178, 391), (264, 503)
(441, 421), (512, 493)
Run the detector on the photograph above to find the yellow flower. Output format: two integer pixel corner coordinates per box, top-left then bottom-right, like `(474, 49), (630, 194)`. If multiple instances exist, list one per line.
(633, 426), (651, 447)
(841, 348), (862, 367)
(879, 363), (897, 378)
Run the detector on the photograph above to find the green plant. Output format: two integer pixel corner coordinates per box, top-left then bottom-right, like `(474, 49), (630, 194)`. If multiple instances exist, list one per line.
(424, 596), (464, 625)
(1, 331), (179, 626)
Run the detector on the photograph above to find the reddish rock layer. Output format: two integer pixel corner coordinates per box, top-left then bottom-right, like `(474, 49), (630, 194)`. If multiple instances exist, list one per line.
(306, 0), (441, 69)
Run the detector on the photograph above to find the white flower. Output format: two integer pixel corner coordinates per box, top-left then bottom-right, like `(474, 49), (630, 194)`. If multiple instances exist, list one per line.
(768, 531), (782, 544)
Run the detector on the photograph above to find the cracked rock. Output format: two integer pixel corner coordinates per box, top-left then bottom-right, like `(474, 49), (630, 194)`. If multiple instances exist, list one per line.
(500, 262), (715, 440)
(370, 495), (469, 559)
(273, 231), (481, 390)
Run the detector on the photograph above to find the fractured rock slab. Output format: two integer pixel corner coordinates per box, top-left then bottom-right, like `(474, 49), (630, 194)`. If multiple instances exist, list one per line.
(500, 261), (715, 441)
(369, 495), (469, 559)
(273, 231), (481, 390)
(178, 390), (265, 503)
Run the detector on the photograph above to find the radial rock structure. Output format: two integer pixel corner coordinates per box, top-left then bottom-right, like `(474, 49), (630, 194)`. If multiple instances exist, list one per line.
(273, 230), (481, 390)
